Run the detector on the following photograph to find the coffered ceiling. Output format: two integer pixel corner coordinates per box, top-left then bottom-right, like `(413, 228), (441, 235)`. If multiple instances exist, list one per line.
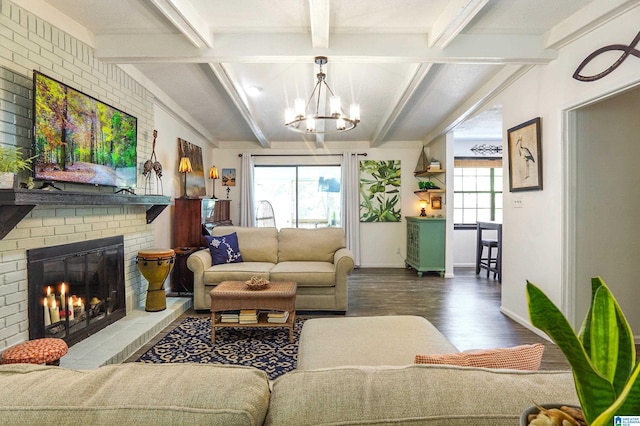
(29, 0), (636, 149)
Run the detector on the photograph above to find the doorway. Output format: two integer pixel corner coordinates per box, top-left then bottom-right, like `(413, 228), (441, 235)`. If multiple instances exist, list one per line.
(566, 84), (640, 331)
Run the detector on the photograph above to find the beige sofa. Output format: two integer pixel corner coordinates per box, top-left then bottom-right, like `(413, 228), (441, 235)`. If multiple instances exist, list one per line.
(187, 226), (355, 312)
(0, 315), (579, 425)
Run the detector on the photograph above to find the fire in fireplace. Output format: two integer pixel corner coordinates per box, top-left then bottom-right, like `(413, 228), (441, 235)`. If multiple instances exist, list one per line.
(27, 236), (126, 347)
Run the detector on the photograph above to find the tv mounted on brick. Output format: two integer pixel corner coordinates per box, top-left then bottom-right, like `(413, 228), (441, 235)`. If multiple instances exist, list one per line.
(32, 71), (137, 190)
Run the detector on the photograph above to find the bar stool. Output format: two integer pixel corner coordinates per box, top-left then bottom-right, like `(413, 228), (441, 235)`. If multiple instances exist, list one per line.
(477, 239), (500, 279)
(476, 222), (502, 282)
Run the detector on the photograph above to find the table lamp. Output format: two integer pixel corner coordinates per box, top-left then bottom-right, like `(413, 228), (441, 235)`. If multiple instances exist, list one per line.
(419, 200), (427, 217)
(178, 157), (192, 198)
(209, 166), (219, 199)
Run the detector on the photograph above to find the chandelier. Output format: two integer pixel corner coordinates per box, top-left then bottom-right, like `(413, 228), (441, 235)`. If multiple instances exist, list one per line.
(285, 56), (360, 134)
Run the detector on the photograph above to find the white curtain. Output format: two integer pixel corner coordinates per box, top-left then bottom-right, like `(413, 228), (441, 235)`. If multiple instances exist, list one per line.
(342, 152), (361, 266)
(239, 153), (255, 227)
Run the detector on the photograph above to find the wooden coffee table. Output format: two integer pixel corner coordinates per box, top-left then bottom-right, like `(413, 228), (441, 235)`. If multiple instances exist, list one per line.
(209, 281), (297, 343)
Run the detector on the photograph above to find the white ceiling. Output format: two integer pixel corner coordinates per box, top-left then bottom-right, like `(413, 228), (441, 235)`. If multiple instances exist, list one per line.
(34, 0), (633, 149)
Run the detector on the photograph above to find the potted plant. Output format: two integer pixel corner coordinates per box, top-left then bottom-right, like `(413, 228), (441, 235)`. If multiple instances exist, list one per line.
(0, 146), (34, 189)
(525, 277), (640, 425)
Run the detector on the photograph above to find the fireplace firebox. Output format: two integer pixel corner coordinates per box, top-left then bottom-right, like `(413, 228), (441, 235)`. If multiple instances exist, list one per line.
(28, 236), (126, 347)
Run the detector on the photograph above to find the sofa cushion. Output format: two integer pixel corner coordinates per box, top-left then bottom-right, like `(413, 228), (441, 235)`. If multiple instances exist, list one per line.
(0, 363), (270, 425)
(270, 261), (335, 287)
(212, 226), (278, 263)
(265, 365), (579, 426)
(278, 228), (345, 262)
(414, 343), (545, 370)
(297, 316), (458, 370)
(204, 262), (274, 284)
(205, 233), (244, 265)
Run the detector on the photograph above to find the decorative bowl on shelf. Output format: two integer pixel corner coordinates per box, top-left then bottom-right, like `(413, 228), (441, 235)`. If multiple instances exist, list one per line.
(245, 277), (270, 290)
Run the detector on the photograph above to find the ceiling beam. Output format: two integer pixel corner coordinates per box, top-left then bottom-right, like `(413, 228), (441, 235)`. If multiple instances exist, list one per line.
(148, 0), (213, 48)
(544, 0), (640, 48)
(207, 63), (271, 148)
(422, 64), (534, 145)
(371, 63), (433, 148)
(429, 0), (489, 48)
(95, 33), (557, 64)
(309, 0), (330, 49)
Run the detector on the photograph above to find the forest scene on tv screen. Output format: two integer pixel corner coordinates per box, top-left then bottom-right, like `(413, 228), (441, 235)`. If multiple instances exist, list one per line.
(33, 72), (137, 188)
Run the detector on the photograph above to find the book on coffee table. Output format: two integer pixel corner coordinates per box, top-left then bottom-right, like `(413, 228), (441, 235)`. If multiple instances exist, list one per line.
(220, 310), (240, 323)
(267, 311), (289, 323)
(239, 309), (258, 323)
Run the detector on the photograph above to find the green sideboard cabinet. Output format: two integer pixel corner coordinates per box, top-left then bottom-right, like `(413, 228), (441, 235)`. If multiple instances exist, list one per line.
(405, 216), (445, 277)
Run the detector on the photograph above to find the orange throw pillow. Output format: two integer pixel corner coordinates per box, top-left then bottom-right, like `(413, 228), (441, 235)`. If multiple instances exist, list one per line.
(414, 343), (545, 370)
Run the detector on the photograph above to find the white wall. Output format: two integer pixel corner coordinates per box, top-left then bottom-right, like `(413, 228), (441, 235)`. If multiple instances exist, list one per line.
(454, 229), (477, 267)
(495, 6), (640, 334)
(151, 104), (213, 251)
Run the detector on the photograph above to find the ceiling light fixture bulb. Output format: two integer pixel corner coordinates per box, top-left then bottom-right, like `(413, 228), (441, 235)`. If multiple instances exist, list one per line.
(284, 56), (360, 134)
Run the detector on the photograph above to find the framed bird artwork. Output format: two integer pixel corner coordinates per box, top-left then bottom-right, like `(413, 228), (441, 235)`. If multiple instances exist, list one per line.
(507, 117), (542, 191)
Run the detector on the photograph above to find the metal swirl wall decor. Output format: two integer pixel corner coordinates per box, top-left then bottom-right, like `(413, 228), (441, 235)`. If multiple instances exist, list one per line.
(573, 30), (640, 82)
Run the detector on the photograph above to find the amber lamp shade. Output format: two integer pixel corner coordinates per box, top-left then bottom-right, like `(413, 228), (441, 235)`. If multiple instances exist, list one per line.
(209, 166), (219, 198)
(179, 157), (192, 198)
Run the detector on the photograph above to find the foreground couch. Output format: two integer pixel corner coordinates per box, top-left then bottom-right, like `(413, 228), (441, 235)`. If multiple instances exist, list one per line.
(0, 316), (579, 425)
(187, 226), (355, 312)
(0, 362), (578, 425)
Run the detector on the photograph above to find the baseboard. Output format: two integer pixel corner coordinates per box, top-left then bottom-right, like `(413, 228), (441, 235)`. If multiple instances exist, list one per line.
(499, 305), (552, 342)
(501, 306), (640, 346)
(453, 262), (476, 268)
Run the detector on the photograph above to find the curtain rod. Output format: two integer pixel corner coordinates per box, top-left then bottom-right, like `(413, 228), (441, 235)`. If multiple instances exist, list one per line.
(238, 153), (367, 157)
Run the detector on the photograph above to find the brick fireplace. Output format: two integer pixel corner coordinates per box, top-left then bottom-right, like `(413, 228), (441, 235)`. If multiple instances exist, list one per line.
(27, 236), (126, 347)
(0, 1), (161, 352)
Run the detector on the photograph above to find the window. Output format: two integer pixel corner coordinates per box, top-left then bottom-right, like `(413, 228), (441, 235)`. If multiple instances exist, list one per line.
(254, 165), (341, 229)
(453, 167), (502, 225)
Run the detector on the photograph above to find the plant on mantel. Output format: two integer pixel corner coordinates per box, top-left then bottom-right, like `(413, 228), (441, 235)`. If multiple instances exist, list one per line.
(0, 146), (35, 190)
(526, 277), (640, 425)
(0, 146), (33, 173)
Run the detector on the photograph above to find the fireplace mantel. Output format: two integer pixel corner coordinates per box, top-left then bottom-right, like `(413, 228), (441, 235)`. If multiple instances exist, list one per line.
(0, 189), (171, 239)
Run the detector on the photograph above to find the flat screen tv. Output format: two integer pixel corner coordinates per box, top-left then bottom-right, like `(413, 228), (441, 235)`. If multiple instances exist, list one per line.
(32, 71), (137, 189)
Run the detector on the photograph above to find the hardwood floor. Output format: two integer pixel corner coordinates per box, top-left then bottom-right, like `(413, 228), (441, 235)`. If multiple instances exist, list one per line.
(126, 267), (570, 370)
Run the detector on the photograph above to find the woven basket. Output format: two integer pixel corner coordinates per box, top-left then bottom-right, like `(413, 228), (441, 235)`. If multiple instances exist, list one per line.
(245, 278), (270, 290)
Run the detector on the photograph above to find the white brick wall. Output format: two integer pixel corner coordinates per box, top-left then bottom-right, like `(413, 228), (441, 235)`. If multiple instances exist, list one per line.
(0, 0), (159, 350)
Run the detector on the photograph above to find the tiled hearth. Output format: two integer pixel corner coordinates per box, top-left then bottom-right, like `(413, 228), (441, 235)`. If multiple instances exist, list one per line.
(60, 297), (191, 369)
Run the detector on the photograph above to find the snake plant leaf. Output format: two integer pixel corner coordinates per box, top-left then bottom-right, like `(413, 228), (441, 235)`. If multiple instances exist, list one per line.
(591, 361), (640, 426)
(527, 281), (615, 424)
(580, 277), (635, 395)
(578, 277), (600, 355)
(615, 361), (640, 414)
(589, 286), (618, 383)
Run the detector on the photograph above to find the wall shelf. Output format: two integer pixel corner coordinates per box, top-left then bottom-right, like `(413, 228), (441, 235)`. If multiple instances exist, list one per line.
(414, 168), (445, 177)
(0, 189), (171, 239)
(414, 189), (445, 201)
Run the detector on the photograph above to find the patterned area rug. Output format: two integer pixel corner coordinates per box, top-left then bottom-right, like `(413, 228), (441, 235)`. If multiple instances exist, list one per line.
(136, 317), (304, 380)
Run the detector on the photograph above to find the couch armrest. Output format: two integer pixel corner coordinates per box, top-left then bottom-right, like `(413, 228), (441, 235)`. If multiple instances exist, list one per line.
(187, 249), (212, 310)
(334, 248), (355, 271)
(333, 248), (355, 311)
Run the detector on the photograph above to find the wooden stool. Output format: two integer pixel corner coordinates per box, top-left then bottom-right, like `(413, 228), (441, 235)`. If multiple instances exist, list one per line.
(1, 338), (68, 366)
(477, 238), (499, 279)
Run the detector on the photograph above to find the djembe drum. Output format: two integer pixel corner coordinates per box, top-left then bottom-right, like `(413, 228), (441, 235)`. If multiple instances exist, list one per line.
(136, 248), (175, 312)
